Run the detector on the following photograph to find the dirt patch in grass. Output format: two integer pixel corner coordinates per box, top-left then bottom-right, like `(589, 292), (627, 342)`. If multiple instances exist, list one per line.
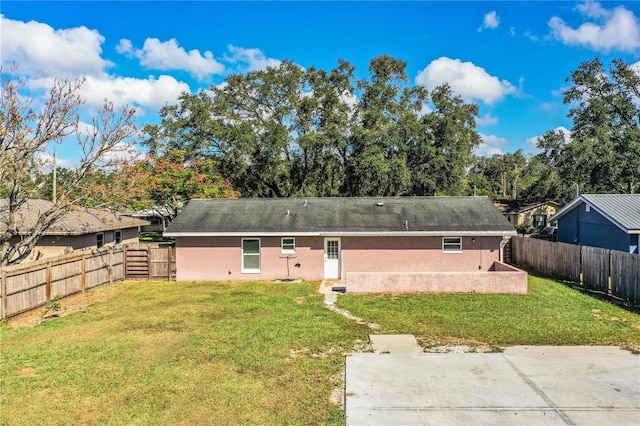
(416, 335), (502, 353)
(17, 367), (35, 377)
(6, 284), (121, 328)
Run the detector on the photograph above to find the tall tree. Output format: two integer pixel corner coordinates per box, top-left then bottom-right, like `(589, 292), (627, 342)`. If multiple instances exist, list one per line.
(416, 84), (481, 195)
(141, 150), (239, 218)
(0, 73), (138, 266)
(144, 55), (481, 198)
(345, 56), (427, 196)
(538, 58), (640, 198)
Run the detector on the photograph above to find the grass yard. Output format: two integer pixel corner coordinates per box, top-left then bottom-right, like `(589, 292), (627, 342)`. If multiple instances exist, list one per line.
(338, 273), (640, 352)
(1, 274), (640, 425)
(1, 281), (368, 425)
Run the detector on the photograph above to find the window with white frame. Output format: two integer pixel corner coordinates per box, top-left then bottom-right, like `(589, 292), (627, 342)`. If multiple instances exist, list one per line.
(442, 237), (462, 252)
(242, 239), (261, 273)
(281, 237), (295, 254)
(113, 230), (122, 245)
(97, 233), (104, 248)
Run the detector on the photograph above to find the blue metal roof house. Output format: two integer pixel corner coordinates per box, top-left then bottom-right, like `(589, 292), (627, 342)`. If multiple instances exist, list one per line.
(548, 194), (640, 254)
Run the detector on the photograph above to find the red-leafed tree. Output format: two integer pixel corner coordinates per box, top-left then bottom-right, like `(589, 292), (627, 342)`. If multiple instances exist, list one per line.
(142, 150), (239, 219)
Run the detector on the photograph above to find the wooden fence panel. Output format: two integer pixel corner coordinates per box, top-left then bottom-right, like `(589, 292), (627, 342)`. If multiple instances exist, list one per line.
(125, 244), (175, 280)
(513, 236), (640, 305)
(85, 251), (111, 290)
(581, 246), (610, 294)
(611, 251), (640, 304)
(149, 246), (175, 280)
(51, 257), (83, 297)
(112, 249), (125, 281)
(0, 245), (128, 319)
(511, 237), (580, 282)
(4, 267), (48, 317)
(558, 242), (580, 282)
(125, 247), (150, 278)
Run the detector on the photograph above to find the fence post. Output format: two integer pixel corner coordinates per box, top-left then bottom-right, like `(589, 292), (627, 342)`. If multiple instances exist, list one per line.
(579, 245), (584, 286)
(81, 254), (87, 294)
(167, 245), (171, 281)
(46, 261), (52, 301)
(1, 270), (6, 320)
(109, 248), (114, 285)
(608, 249), (612, 295)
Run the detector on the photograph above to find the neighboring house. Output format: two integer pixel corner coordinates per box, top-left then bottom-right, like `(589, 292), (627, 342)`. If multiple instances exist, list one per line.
(0, 199), (149, 262)
(549, 194), (640, 254)
(493, 199), (560, 229)
(164, 197), (526, 294)
(125, 208), (172, 234)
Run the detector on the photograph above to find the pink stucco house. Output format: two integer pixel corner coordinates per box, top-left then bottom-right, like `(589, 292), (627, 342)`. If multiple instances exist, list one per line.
(164, 196), (527, 294)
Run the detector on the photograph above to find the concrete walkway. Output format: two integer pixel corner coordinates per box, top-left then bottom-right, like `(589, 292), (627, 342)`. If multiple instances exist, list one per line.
(319, 280), (380, 330)
(346, 342), (640, 425)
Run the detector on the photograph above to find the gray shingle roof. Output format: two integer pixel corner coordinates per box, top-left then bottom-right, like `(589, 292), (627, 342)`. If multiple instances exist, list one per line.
(549, 194), (640, 233)
(0, 199), (149, 236)
(164, 196), (516, 236)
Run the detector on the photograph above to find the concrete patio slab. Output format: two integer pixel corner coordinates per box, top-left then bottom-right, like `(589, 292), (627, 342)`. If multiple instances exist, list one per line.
(345, 345), (640, 426)
(369, 334), (423, 355)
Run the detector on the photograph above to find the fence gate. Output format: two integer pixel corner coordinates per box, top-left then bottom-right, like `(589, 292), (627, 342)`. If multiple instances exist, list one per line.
(125, 244), (176, 280)
(125, 247), (150, 279)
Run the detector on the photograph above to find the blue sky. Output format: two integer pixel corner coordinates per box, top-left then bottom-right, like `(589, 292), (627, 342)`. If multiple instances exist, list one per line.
(2, 1), (640, 165)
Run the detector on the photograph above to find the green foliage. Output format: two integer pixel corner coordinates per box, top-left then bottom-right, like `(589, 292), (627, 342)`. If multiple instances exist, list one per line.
(144, 55), (481, 198)
(41, 295), (62, 319)
(142, 150), (239, 217)
(538, 58), (640, 200)
(515, 223), (534, 235)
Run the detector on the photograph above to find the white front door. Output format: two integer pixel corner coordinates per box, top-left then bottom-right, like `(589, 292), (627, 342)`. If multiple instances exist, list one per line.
(324, 238), (341, 279)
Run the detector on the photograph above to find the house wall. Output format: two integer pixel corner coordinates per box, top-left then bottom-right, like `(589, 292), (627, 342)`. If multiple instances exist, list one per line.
(174, 235), (503, 282)
(346, 262), (527, 294)
(175, 236), (324, 281)
(557, 204), (634, 253)
(20, 227), (140, 262)
(515, 204), (558, 227)
(342, 236), (501, 273)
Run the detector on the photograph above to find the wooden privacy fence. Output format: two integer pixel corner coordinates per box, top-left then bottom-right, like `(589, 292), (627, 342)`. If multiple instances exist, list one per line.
(511, 236), (640, 305)
(125, 244), (176, 281)
(0, 243), (176, 319)
(0, 246), (125, 319)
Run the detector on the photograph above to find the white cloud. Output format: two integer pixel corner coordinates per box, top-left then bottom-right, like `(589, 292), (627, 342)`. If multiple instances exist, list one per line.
(475, 133), (509, 157)
(224, 45), (281, 72)
(0, 14), (110, 78)
(1, 16), (193, 113)
(477, 114), (499, 126)
(118, 37), (224, 80)
(115, 39), (133, 56)
(28, 74), (190, 110)
(548, 1), (640, 52)
(416, 57), (517, 105)
(479, 11), (500, 31)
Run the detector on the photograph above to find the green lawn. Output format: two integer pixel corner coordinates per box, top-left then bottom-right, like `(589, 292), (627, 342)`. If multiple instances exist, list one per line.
(338, 273), (640, 352)
(1, 281), (367, 425)
(1, 275), (639, 425)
